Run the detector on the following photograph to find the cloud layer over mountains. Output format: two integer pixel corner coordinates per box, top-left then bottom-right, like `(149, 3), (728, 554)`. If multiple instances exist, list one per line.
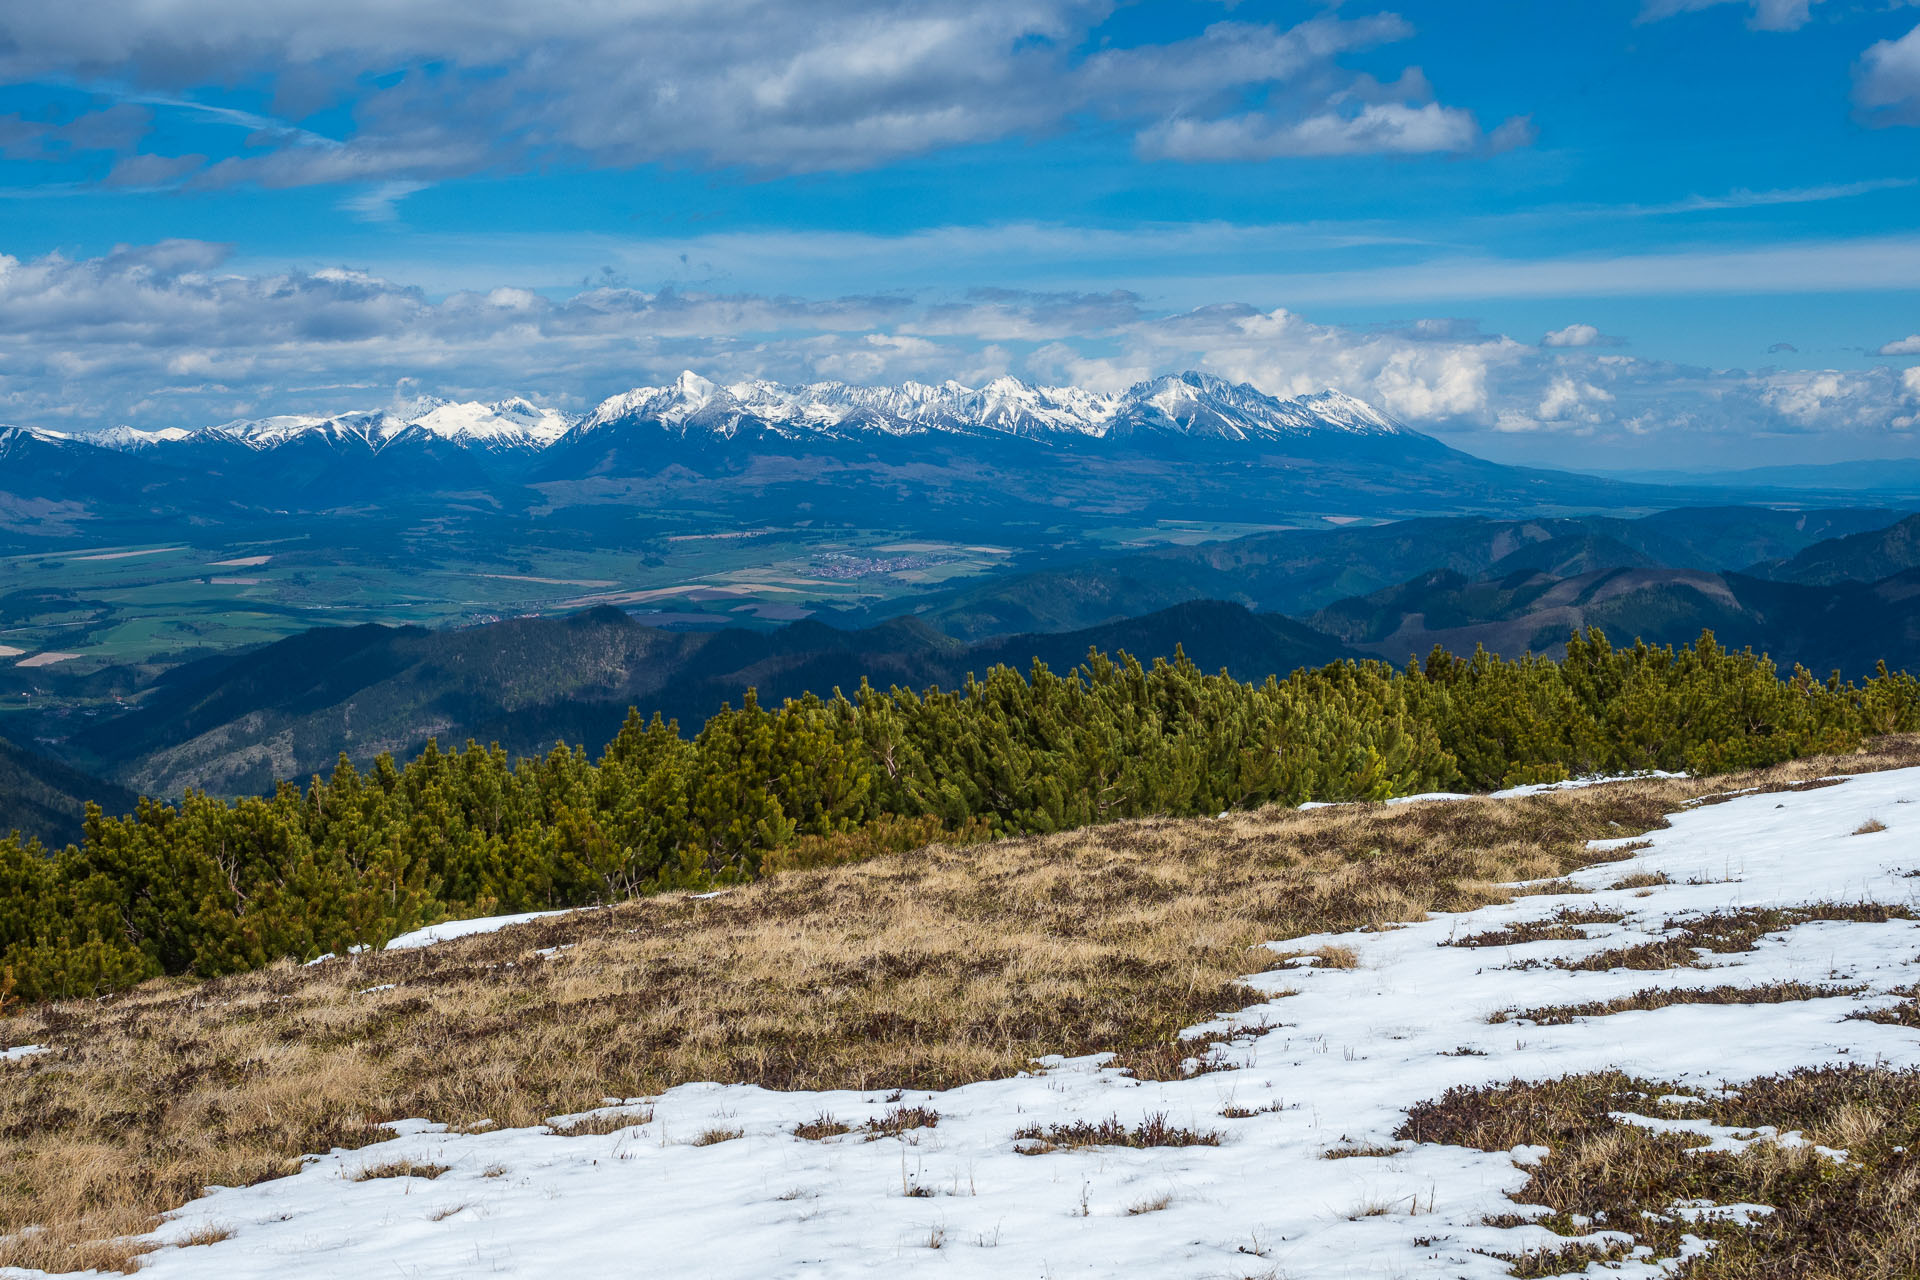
(0, 239), (1914, 465)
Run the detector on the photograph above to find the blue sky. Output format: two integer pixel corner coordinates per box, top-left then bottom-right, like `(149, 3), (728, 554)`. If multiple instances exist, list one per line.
(3, 0), (1920, 467)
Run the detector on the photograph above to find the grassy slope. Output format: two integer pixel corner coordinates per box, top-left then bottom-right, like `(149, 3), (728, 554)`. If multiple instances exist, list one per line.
(3, 736), (1916, 1273)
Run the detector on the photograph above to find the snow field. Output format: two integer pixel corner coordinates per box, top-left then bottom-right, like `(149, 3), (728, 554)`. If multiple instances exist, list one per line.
(70, 768), (1920, 1279)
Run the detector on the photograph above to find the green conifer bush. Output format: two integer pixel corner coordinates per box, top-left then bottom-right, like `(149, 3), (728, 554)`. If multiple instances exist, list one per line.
(2, 629), (1913, 1001)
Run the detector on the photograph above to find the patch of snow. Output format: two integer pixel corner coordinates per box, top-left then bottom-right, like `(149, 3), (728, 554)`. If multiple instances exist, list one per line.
(86, 767), (1920, 1279)
(1609, 1113), (1844, 1160)
(1, 1045), (48, 1062)
(1665, 1201), (1774, 1226)
(383, 909), (580, 951)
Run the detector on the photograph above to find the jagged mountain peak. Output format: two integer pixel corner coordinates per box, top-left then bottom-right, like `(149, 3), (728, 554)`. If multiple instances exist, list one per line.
(69, 372), (1409, 453)
(578, 371), (1408, 444)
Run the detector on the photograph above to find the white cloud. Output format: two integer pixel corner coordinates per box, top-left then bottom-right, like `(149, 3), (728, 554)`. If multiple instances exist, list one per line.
(0, 3), (1508, 183)
(1140, 101), (1490, 161)
(1536, 375), (1615, 424)
(339, 181), (428, 223)
(1628, 178), (1915, 216)
(1879, 334), (1920, 356)
(1858, 25), (1920, 126)
(1233, 234), (1920, 304)
(1540, 323), (1620, 348)
(1639, 0), (1823, 32)
(0, 240), (1912, 466)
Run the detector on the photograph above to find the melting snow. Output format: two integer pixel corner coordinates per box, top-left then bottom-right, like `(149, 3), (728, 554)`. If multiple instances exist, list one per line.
(382, 908), (582, 950)
(64, 768), (1920, 1277)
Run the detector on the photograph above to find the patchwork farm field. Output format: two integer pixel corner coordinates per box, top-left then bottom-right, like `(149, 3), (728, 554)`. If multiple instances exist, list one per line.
(2, 528), (1010, 673)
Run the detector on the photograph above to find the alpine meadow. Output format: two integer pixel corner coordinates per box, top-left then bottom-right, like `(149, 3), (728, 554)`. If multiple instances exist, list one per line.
(4, 3), (1920, 1278)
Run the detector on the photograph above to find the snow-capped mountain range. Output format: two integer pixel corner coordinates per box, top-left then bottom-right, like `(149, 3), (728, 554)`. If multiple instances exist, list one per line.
(83, 396), (574, 452)
(20, 372), (1407, 453)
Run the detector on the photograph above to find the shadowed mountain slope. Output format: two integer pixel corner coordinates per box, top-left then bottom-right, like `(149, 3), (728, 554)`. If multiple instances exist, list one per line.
(1750, 513), (1920, 586)
(1313, 564), (1920, 677)
(861, 507), (1905, 642)
(0, 735), (138, 848)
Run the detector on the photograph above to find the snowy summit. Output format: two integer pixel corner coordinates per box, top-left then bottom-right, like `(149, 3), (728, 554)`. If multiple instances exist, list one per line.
(59, 373), (1406, 453)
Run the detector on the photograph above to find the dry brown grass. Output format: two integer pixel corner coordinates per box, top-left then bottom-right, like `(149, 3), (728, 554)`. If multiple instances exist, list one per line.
(1490, 980), (1867, 1026)
(792, 1113), (852, 1140)
(1848, 984), (1920, 1029)
(1445, 906), (1628, 949)
(1558, 902), (1920, 974)
(544, 1107), (653, 1137)
(862, 1105), (939, 1140)
(1270, 943), (1361, 969)
(1011, 1112), (1221, 1154)
(2, 736), (1916, 1273)
(1401, 1063), (1920, 1279)
(349, 1159), (449, 1182)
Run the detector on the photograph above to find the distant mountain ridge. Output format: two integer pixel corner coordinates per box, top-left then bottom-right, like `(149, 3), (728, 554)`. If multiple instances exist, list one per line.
(10, 370), (1409, 453)
(1748, 513), (1920, 586)
(5, 368), (1684, 541)
(576, 371), (1406, 443)
(1310, 563), (1920, 678)
(856, 507), (1907, 641)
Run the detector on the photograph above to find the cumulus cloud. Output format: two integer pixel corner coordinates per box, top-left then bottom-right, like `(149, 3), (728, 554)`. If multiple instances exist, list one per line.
(0, 240), (1911, 465)
(1536, 375), (1615, 425)
(1541, 323), (1624, 348)
(0, 3), (1511, 184)
(1857, 24), (1920, 126)
(1879, 335), (1920, 356)
(1639, 0), (1823, 31)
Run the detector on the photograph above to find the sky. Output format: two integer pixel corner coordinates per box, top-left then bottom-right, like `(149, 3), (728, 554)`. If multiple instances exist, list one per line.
(3, 0), (1920, 469)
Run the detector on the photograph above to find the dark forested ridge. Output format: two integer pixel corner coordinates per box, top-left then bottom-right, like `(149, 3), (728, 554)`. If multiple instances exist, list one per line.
(0, 736), (136, 849)
(59, 601), (1357, 800)
(5, 629), (1917, 1003)
(848, 507), (1907, 640)
(1311, 563), (1920, 675)
(1748, 512), (1920, 586)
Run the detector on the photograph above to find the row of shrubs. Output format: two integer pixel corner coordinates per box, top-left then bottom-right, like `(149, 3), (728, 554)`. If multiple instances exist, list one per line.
(3, 629), (1916, 1003)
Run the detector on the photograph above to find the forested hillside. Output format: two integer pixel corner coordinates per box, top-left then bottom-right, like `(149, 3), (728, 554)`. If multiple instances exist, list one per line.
(0, 736), (137, 847)
(1750, 512), (1920, 585)
(64, 601), (1356, 799)
(1312, 563), (1920, 674)
(862, 507), (1905, 640)
(5, 629), (1916, 1004)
